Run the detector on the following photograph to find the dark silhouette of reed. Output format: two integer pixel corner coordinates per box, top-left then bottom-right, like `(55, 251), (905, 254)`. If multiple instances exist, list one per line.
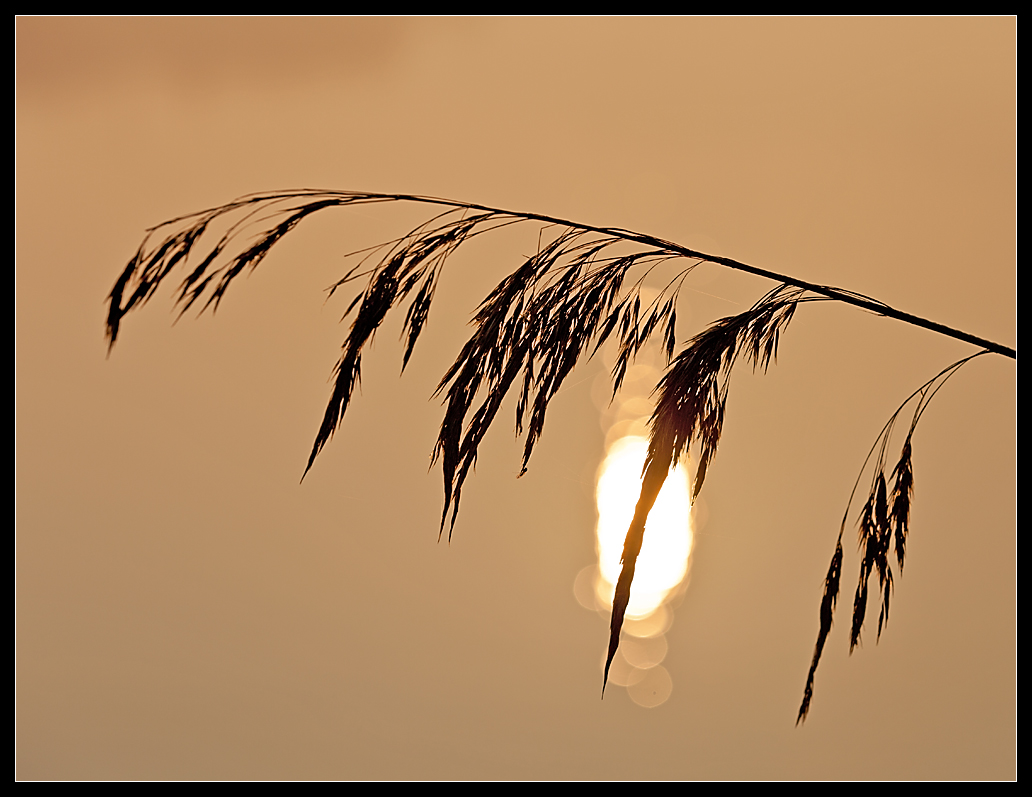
(106, 189), (1016, 721)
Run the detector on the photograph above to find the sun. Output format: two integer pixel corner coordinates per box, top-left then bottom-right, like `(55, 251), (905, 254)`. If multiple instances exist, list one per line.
(594, 435), (693, 621)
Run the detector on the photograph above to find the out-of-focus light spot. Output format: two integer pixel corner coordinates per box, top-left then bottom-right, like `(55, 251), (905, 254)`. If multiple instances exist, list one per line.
(627, 665), (673, 708)
(620, 634), (668, 670)
(623, 603), (673, 639)
(600, 647), (647, 688)
(573, 564), (602, 612)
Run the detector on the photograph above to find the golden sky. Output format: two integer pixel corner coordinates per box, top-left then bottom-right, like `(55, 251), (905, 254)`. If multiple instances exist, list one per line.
(16, 17), (1015, 779)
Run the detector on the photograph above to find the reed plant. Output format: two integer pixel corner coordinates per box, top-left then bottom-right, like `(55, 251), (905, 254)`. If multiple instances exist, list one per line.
(107, 189), (1015, 721)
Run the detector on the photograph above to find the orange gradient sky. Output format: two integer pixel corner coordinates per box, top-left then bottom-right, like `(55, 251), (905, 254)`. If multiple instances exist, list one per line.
(16, 17), (1015, 779)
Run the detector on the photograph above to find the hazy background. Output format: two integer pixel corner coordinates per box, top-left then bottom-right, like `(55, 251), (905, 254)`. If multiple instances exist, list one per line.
(16, 17), (1015, 779)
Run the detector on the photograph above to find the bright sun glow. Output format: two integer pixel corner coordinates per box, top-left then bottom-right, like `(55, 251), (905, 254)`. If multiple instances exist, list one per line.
(594, 435), (693, 619)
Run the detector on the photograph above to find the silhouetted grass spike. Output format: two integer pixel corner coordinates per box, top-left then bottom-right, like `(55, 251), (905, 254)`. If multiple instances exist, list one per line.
(106, 190), (1014, 723)
(427, 231), (686, 539)
(797, 350), (990, 721)
(890, 434), (914, 573)
(796, 538), (843, 724)
(603, 285), (813, 690)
